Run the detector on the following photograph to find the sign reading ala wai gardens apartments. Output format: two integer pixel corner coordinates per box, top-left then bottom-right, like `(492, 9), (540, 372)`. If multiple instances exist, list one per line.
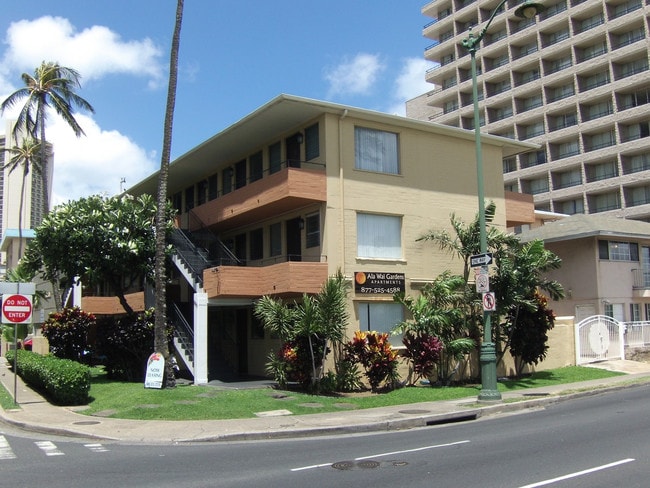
(354, 272), (405, 295)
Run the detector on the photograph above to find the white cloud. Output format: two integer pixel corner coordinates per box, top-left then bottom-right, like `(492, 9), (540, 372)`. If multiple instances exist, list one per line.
(1, 16), (164, 88)
(324, 53), (385, 98)
(0, 16), (163, 205)
(46, 114), (158, 206)
(386, 58), (436, 116)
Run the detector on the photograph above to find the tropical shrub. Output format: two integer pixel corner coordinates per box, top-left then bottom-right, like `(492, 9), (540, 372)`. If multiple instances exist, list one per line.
(255, 270), (350, 390)
(41, 307), (96, 362)
(344, 331), (400, 392)
(95, 308), (174, 381)
(401, 332), (443, 385)
(508, 292), (556, 375)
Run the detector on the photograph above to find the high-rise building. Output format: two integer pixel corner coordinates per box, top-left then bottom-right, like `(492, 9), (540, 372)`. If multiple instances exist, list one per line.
(414, 0), (650, 221)
(0, 122), (53, 272)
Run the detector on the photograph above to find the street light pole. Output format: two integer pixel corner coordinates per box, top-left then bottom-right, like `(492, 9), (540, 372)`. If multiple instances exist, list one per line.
(460, 1), (545, 402)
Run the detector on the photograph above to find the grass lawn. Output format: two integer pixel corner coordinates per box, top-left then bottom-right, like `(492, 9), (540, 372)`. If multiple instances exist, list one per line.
(78, 366), (624, 421)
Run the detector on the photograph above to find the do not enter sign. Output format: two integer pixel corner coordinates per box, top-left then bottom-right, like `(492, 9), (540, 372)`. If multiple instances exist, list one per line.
(2, 294), (33, 324)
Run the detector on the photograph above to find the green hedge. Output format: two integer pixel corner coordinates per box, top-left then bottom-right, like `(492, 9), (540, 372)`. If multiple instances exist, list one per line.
(5, 350), (91, 405)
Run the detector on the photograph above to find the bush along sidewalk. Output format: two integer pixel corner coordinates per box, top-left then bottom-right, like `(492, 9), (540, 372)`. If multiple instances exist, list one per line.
(5, 349), (91, 405)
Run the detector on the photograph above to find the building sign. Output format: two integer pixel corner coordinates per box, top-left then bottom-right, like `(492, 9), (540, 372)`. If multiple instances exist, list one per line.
(355, 272), (405, 294)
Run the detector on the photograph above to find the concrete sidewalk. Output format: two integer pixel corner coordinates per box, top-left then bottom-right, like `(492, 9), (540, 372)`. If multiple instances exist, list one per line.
(1, 358), (649, 444)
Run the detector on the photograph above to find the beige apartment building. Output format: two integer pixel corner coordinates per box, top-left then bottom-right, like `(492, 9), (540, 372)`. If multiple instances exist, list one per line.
(412, 0), (650, 221)
(125, 94), (535, 384)
(0, 123), (52, 272)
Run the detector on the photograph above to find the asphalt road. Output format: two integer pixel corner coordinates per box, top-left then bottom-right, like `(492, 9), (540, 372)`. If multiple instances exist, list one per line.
(1, 385), (648, 487)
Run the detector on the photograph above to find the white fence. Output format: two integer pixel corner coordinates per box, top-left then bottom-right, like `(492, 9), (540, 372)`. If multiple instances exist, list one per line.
(576, 316), (650, 365)
(624, 321), (650, 348)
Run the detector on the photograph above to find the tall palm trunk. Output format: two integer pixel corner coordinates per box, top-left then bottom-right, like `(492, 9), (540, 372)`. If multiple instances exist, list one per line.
(154, 0), (184, 388)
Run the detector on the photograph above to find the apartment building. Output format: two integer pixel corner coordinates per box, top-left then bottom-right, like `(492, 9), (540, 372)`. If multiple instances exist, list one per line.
(414, 0), (650, 221)
(0, 122), (52, 272)
(127, 94), (534, 384)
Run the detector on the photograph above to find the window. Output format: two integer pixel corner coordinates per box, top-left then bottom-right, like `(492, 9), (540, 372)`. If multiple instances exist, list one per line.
(627, 186), (650, 206)
(357, 213), (402, 259)
(222, 167), (233, 195)
(624, 153), (650, 173)
(250, 151), (263, 182)
(354, 127), (399, 174)
(590, 192), (620, 212)
(235, 159), (247, 189)
(305, 123), (319, 161)
(358, 302), (404, 343)
(185, 186), (195, 210)
(208, 174), (218, 200)
(197, 179), (207, 205)
(305, 213), (320, 248)
(553, 169), (582, 189)
(233, 233), (247, 261)
(557, 198), (584, 214)
(631, 303), (641, 321)
(503, 158), (517, 173)
(270, 222), (282, 257)
(269, 142), (281, 174)
(557, 140), (580, 159)
(582, 100), (613, 121)
(172, 192), (182, 214)
(583, 72), (610, 91)
(599, 240), (639, 261)
(604, 303), (624, 321)
(250, 228), (263, 261)
(586, 161), (617, 182)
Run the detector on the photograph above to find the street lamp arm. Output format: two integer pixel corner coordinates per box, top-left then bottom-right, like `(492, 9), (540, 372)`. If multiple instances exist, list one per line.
(461, 0), (509, 52)
(460, 1), (545, 53)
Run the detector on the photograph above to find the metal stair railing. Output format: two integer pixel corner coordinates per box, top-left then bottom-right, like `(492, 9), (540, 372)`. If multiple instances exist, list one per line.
(169, 228), (214, 287)
(169, 302), (194, 371)
(186, 209), (243, 266)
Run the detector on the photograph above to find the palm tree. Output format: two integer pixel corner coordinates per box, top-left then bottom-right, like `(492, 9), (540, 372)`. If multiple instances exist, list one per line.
(0, 61), (94, 217)
(154, 0), (184, 388)
(1, 137), (41, 259)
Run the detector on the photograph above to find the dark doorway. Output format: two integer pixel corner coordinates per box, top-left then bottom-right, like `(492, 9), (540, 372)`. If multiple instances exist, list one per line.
(236, 308), (248, 374)
(286, 217), (302, 261)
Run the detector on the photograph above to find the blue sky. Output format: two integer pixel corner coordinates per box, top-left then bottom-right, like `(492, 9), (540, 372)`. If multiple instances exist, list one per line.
(0, 1), (434, 204)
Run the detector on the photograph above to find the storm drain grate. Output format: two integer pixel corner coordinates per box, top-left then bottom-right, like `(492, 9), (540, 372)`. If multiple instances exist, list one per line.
(73, 421), (101, 425)
(331, 460), (381, 470)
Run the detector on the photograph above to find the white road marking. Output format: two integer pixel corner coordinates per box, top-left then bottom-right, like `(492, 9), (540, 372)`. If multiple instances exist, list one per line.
(35, 441), (65, 456)
(291, 440), (471, 472)
(518, 458), (636, 488)
(0, 435), (17, 460)
(85, 443), (110, 453)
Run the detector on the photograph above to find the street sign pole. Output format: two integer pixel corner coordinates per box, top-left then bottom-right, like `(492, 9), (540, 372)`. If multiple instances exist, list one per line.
(2, 292), (33, 405)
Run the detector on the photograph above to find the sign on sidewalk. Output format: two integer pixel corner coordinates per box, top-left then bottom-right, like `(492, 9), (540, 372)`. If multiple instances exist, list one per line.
(144, 352), (166, 389)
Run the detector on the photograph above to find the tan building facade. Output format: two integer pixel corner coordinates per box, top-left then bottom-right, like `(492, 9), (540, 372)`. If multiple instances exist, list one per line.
(0, 122), (53, 272)
(416, 0), (650, 221)
(128, 94), (535, 384)
(519, 213), (650, 322)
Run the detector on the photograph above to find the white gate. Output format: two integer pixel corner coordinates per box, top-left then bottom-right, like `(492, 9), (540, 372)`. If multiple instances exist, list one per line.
(575, 315), (625, 364)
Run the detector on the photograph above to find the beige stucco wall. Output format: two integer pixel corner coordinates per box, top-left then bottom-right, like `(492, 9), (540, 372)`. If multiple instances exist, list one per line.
(320, 112), (509, 339)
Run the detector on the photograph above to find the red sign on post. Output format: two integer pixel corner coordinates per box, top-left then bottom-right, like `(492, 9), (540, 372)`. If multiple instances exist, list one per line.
(2, 294), (33, 324)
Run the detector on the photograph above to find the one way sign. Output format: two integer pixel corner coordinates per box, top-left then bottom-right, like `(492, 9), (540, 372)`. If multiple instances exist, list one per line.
(470, 252), (493, 267)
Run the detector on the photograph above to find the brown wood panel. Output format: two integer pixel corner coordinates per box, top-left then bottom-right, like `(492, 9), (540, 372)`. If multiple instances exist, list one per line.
(203, 262), (328, 299)
(81, 292), (145, 315)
